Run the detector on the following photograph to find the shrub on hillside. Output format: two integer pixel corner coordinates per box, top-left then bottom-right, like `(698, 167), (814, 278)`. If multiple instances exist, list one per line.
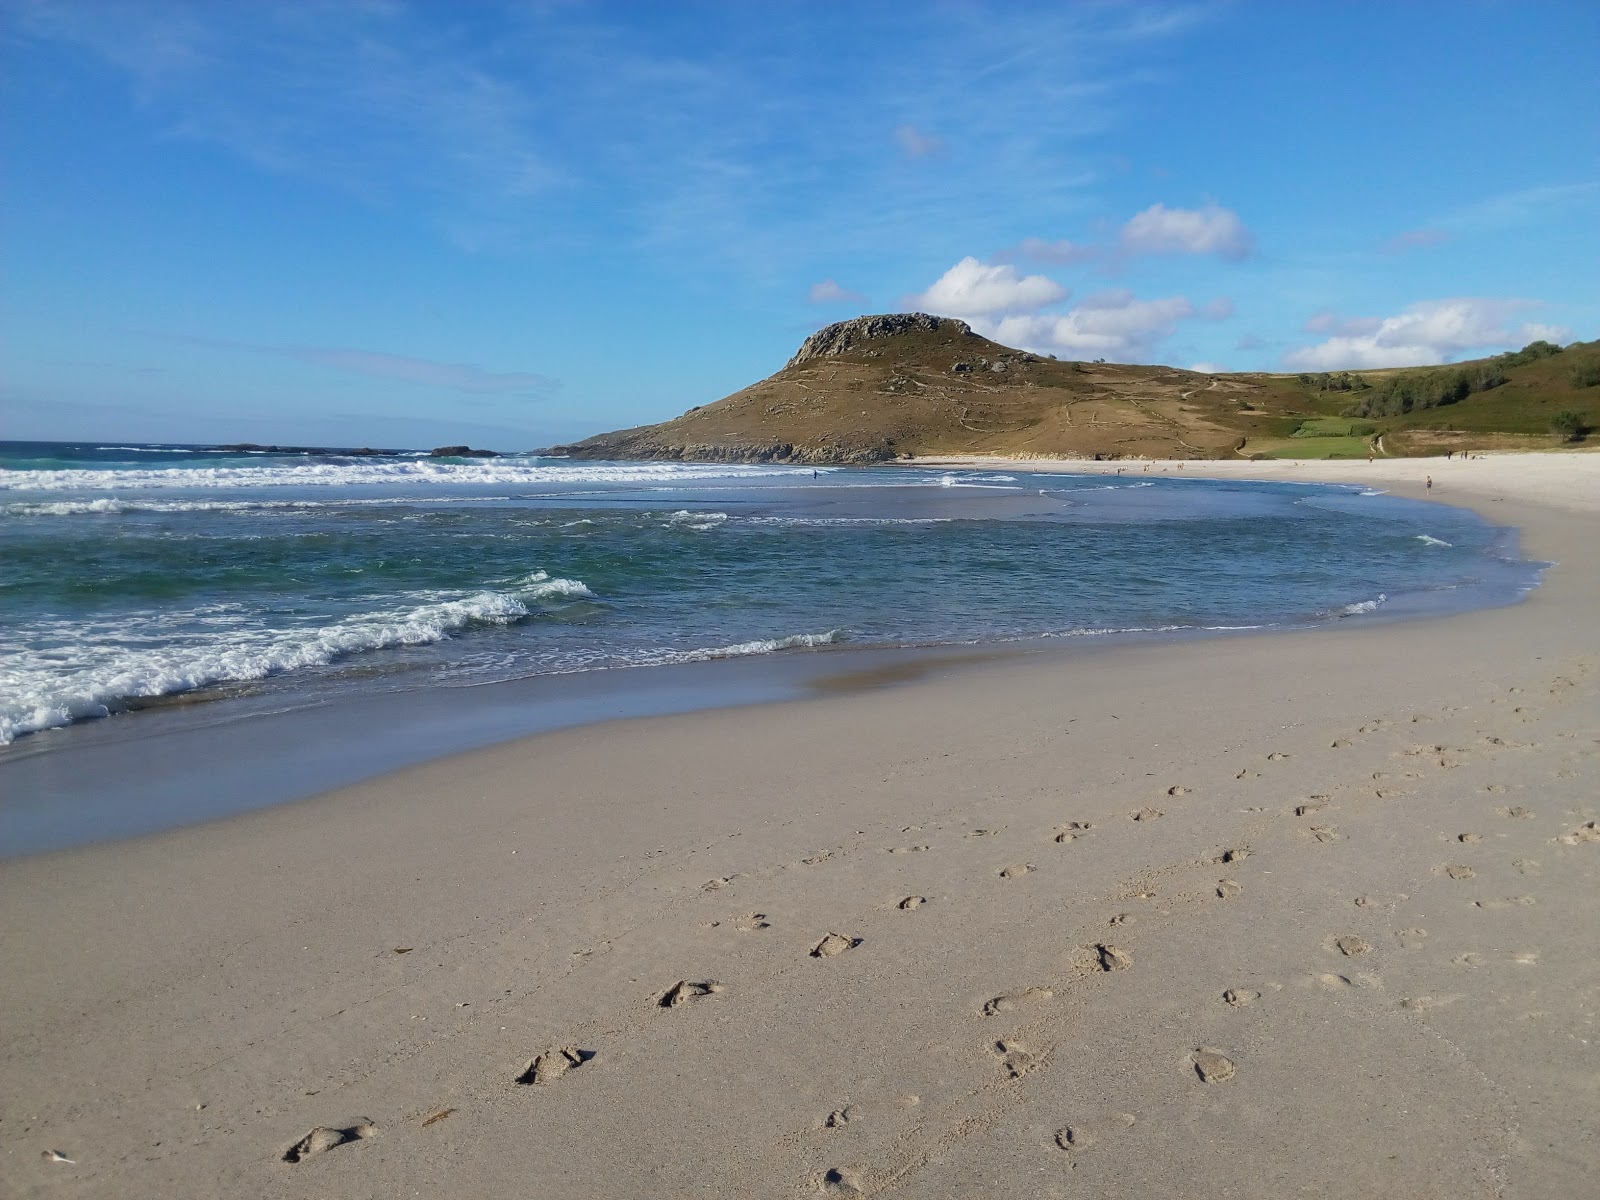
(1551, 410), (1589, 442)
(1569, 358), (1600, 388)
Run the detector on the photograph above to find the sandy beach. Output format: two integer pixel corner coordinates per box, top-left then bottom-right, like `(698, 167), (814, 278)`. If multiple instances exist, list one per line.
(2, 451), (1596, 1198)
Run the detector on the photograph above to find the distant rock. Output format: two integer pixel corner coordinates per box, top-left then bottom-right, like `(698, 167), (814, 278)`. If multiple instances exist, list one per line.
(429, 445), (502, 458)
(785, 312), (973, 369)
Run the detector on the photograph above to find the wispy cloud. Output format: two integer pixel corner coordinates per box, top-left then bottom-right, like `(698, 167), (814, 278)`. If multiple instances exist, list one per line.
(1379, 228), (1448, 255)
(807, 279), (868, 306)
(13, 1), (1213, 268)
(152, 331), (554, 395)
(997, 237), (1101, 266)
(894, 124), (944, 159)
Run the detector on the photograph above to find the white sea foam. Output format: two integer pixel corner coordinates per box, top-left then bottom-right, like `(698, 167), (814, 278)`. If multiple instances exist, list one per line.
(670, 630), (843, 661)
(1340, 594), (1387, 616)
(2, 495), (518, 517)
(0, 574), (594, 743)
(0, 459), (818, 493)
(1415, 534), (1453, 548)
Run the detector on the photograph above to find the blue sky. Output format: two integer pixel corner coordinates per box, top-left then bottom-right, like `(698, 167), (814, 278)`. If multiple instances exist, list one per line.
(3, 1), (1597, 449)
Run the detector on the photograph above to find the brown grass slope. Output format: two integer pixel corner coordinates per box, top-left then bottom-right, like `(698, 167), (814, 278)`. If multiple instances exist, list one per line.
(550, 316), (1599, 463)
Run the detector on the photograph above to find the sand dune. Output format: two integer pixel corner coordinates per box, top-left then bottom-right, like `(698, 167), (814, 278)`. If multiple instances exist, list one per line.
(1, 453), (1596, 1198)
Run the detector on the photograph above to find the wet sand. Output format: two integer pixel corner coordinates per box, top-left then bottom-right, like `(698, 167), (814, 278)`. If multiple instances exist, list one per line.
(1, 453), (1596, 1198)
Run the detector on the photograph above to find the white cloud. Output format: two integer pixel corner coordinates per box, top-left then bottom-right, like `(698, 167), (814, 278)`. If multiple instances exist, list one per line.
(911, 256), (1066, 319)
(1284, 298), (1569, 370)
(895, 123), (944, 159)
(807, 279), (867, 305)
(1120, 202), (1252, 259)
(1189, 361), (1224, 374)
(977, 293), (1199, 360)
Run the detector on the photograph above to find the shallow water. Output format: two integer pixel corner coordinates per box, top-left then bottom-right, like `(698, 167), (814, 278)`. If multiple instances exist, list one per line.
(1, 440), (1539, 750)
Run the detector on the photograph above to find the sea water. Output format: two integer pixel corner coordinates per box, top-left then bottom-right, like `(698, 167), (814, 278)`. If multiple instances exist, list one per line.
(0, 440), (1540, 752)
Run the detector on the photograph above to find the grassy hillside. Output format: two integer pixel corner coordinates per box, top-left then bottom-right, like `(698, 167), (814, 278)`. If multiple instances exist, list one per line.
(550, 316), (1599, 463)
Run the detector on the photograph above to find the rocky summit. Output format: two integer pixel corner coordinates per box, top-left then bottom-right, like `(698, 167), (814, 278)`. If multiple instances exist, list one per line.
(548, 317), (1599, 464)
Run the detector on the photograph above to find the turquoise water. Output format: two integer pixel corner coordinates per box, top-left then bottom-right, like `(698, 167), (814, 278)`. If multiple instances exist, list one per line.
(0, 440), (1539, 747)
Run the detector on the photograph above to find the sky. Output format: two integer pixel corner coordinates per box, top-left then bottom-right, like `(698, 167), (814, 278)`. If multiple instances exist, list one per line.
(3, 1), (1597, 450)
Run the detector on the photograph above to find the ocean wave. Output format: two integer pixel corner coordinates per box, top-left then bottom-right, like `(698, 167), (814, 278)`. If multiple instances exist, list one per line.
(744, 515), (952, 527)
(0, 459), (820, 493)
(1415, 534), (1453, 548)
(1, 495), (520, 517)
(1339, 594), (1387, 616)
(0, 575), (594, 743)
(669, 630), (843, 662)
(665, 510), (729, 531)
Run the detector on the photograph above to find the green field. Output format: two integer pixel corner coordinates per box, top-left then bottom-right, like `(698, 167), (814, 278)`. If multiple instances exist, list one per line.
(1251, 436), (1373, 459)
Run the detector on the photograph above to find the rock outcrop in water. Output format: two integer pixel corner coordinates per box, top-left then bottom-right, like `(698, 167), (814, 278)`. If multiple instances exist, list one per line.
(429, 445), (502, 458)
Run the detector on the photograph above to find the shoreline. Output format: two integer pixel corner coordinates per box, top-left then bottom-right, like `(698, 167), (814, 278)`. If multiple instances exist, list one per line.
(2, 453), (1596, 1196)
(0, 459), (1554, 858)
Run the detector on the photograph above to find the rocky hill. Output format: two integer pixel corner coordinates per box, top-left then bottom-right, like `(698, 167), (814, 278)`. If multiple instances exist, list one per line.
(549, 315), (1598, 463)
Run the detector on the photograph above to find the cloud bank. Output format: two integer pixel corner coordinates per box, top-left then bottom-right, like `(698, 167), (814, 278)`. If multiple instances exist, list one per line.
(1285, 299), (1570, 370)
(1119, 203), (1253, 260)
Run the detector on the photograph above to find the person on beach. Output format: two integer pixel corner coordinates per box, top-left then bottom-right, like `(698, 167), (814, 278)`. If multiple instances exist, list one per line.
(1426, 475), (1433, 492)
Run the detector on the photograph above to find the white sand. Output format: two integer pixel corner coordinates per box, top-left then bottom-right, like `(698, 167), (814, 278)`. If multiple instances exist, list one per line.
(2, 453), (1596, 1198)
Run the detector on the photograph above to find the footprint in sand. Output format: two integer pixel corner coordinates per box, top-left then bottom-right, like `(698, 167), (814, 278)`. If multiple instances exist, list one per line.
(1191, 1048), (1236, 1083)
(992, 1038), (1038, 1079)
(1438, 864), (1476, 880)
(1223, 988), (1261, 1007)
(811, 933), (861, 958)
(1513, 950), (1540, 966)
(659, 980), (722, 1008)
(1054, 1125), (1096, 1151)
(282, 1120), (376, 1164)
(887, 845), (929, 854)
(1353, 892), (1408, 909)
(1295, 802), (1327, 817)
(1328, 935), (1372, 957)
(998, 862), (1033, 878)
(897, 895), (926, 910)
(702, 875), (739, 891)
(1310, 826), (1341, 843)
(817, 1165), (865, 1193)
(1266, 752), (1290, 762)
(1453, 952), (1486, 968)
(967, 828), (999, 838)
(1167, 785), (1190, 797)
(736, 912), (771, 932)
(1055, 821), (1094, 843)
(1495, 805), (1533, 820)
(1457, 832), (1483, 844)
(1053, 1113), (1136, 1154)
(1217, 879), (1243, 899)
(1235, 768), (1259, 781)
(1357, 720), (1389, 734)
(1395, 928), (1428, 950)
(1475, 896), (1536, 909)
(1131, 808), (1163, 822)
(1093, 943), (1133, 971)
(1214, 847), (1251, 864)
(801, 850), (835, 866)
(516, 1047), (593, 1085)
(1557, 821), (1600, 845)
(1331, 739), (1352, 749)
(983, 987), (1054, 1016)
(1513, 859), (1539, 874)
